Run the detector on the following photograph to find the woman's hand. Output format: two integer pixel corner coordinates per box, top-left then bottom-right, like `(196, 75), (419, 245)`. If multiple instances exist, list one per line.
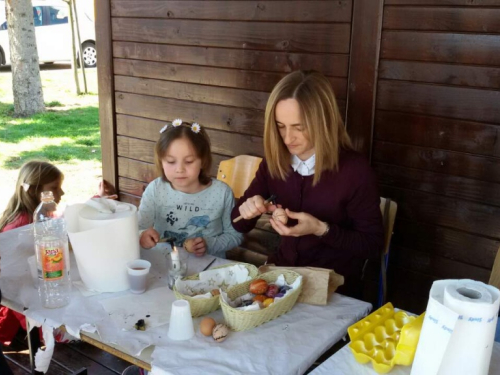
(98, 179), (118, 199)
(270, 209), (328, 237)
(238, 195), (277, 220)
(184, 237), (207, 257)
(140, 228), (160, 249)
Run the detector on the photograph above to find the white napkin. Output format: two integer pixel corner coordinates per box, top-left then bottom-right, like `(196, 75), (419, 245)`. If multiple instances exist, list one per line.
(175, 264), (252, 298)
(84, 198), (131, 214)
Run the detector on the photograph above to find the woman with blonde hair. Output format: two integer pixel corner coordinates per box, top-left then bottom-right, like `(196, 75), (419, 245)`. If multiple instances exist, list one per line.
(231, 70), (384, 297)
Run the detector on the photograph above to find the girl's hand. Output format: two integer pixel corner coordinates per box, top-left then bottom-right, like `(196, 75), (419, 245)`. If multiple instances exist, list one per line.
(98, 179), (118, 199)
(140, 228), (160, 249)
(184, 237), (207, 257)
(238, 195), (277, 220)
(270, 209), (328, 237)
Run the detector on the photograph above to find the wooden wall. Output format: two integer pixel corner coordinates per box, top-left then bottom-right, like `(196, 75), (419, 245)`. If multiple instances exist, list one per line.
(371, 0), (500, 312)
(96, 0), (500, 311)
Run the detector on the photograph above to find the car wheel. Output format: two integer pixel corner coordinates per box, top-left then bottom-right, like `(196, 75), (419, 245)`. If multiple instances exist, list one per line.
(82, 41), (97, 68)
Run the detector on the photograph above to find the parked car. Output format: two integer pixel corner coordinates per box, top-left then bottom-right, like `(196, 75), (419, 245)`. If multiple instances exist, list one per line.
(0, 0), (96, 67)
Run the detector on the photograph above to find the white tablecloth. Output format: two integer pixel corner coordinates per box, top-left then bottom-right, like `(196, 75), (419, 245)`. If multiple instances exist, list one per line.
(310, 334), (500, 375)
(0, 225), (372, 375)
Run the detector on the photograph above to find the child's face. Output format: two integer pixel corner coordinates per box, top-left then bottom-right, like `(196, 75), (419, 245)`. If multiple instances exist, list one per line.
(41, 176), (65, 203)
(162, 137), (203, 193)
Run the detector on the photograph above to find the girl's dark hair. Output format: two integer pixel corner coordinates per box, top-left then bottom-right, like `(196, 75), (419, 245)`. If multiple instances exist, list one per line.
(154, 122), (212, 185)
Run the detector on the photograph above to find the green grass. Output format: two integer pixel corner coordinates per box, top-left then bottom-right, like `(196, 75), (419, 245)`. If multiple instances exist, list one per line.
(0, 67), (104, 210)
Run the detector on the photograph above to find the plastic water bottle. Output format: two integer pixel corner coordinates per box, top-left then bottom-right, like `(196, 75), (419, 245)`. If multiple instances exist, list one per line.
(33, 191), (71, 308)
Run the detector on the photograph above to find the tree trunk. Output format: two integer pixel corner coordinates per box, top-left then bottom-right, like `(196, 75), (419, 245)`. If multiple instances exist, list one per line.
(6, 0), (45, 116)
(73, 0), (87, 93)
(65, 0), (81, 95)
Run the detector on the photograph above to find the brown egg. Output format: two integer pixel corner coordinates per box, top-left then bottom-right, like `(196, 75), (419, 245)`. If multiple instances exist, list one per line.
(272, 208), (288, 225)
(199, 317), (217, 336)
(212, 323), (229, 343)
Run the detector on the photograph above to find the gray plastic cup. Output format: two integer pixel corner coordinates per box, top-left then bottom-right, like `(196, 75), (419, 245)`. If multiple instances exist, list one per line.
(126, 259), (151, 294)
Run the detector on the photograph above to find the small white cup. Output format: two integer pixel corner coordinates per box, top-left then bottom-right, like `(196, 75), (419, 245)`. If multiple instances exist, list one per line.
(126, 259), (151, 294)
(167, 300), (195, 341)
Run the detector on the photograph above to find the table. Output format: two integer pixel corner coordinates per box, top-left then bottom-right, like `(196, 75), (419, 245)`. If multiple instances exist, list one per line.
(310, 332), (500, 375)
(0, 225), (372, 375)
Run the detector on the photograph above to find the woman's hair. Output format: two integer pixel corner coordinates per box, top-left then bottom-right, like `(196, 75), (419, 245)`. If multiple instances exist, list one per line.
(0, 161), (63, 231)
(154, 122), (212, 185)
(263, 70), (352, 185)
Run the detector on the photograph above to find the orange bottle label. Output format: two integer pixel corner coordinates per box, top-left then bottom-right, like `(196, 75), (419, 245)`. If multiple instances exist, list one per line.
(40, 245), (64, 280)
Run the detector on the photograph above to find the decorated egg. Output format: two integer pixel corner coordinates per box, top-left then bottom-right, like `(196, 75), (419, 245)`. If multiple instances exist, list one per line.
(266, 284), (279, 298)
(212, 323), (229, 342)
(199, 317), (217, 336)
(275, 292), (285, 298)
(272, 208), (288, 225)
(249, 279), (268, 295)
(263, 297), (274, 308)
(253, 294), (266, 303)
(211, 289), (220, 296)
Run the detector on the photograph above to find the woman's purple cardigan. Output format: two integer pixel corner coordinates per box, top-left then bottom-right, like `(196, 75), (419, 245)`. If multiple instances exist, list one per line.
(231, 150), (384, 295)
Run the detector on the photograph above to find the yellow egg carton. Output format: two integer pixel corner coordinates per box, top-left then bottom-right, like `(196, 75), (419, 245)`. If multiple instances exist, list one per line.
(348, 302), (424, 374)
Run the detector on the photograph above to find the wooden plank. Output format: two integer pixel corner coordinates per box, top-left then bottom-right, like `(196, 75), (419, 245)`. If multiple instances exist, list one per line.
(95, 0), (117, 189)
(390, 245), (491, 281)
(374, 162), (500, 207)
(385, 0), (500, 5)
(118, 176), (148, 197)
(120, 192), (141, 207)
(115, 94), (265, 137)
(374, 111), (500, 157)
(345, 0), (384, 157)
(377, 80), (500, 124)
(391, 218), (499, 270)
(117, 130), (264, 163)
(113, 59), (348, 100)
(379, 60), (500, 90)
(68, 341), (131, 374)
(118, 157), (157, 183)
(115, 75), (269, 110)
(490, 247), (500, 289)
(117, 137), (155, 163)
(381, 31), (500, 66)
(111, 18), (351, 54)
(113, 42), (350, 77)
(80, 333), (151, 372)
(117, 154), (228, 186)
(387, 266), (435, 314)
(51, 343), (125, 375)
(111, 1), (353, 22)
(384, 6), (500, 33)
(373, 140), (500, 184)
(380, 186), (500, 239)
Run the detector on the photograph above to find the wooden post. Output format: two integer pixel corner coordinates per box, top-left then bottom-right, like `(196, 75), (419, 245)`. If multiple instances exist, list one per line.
(95, 0), (117, 190)
(345, 0), (385, 160)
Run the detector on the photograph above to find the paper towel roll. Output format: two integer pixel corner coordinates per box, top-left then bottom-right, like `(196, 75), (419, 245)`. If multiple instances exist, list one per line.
(411, 279), (500, 375)
(65, 202), (140, 292)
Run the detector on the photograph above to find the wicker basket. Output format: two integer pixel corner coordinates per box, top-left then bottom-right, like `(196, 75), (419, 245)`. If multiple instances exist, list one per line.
(173, 263), (258, 318)
(221, 269), (303, 331)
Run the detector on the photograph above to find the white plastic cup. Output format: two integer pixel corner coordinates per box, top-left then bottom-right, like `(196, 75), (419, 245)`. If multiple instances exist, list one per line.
(167, 300), (195, 341)
(27, 255), (39, 288)
(126, 260), (151, 294)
